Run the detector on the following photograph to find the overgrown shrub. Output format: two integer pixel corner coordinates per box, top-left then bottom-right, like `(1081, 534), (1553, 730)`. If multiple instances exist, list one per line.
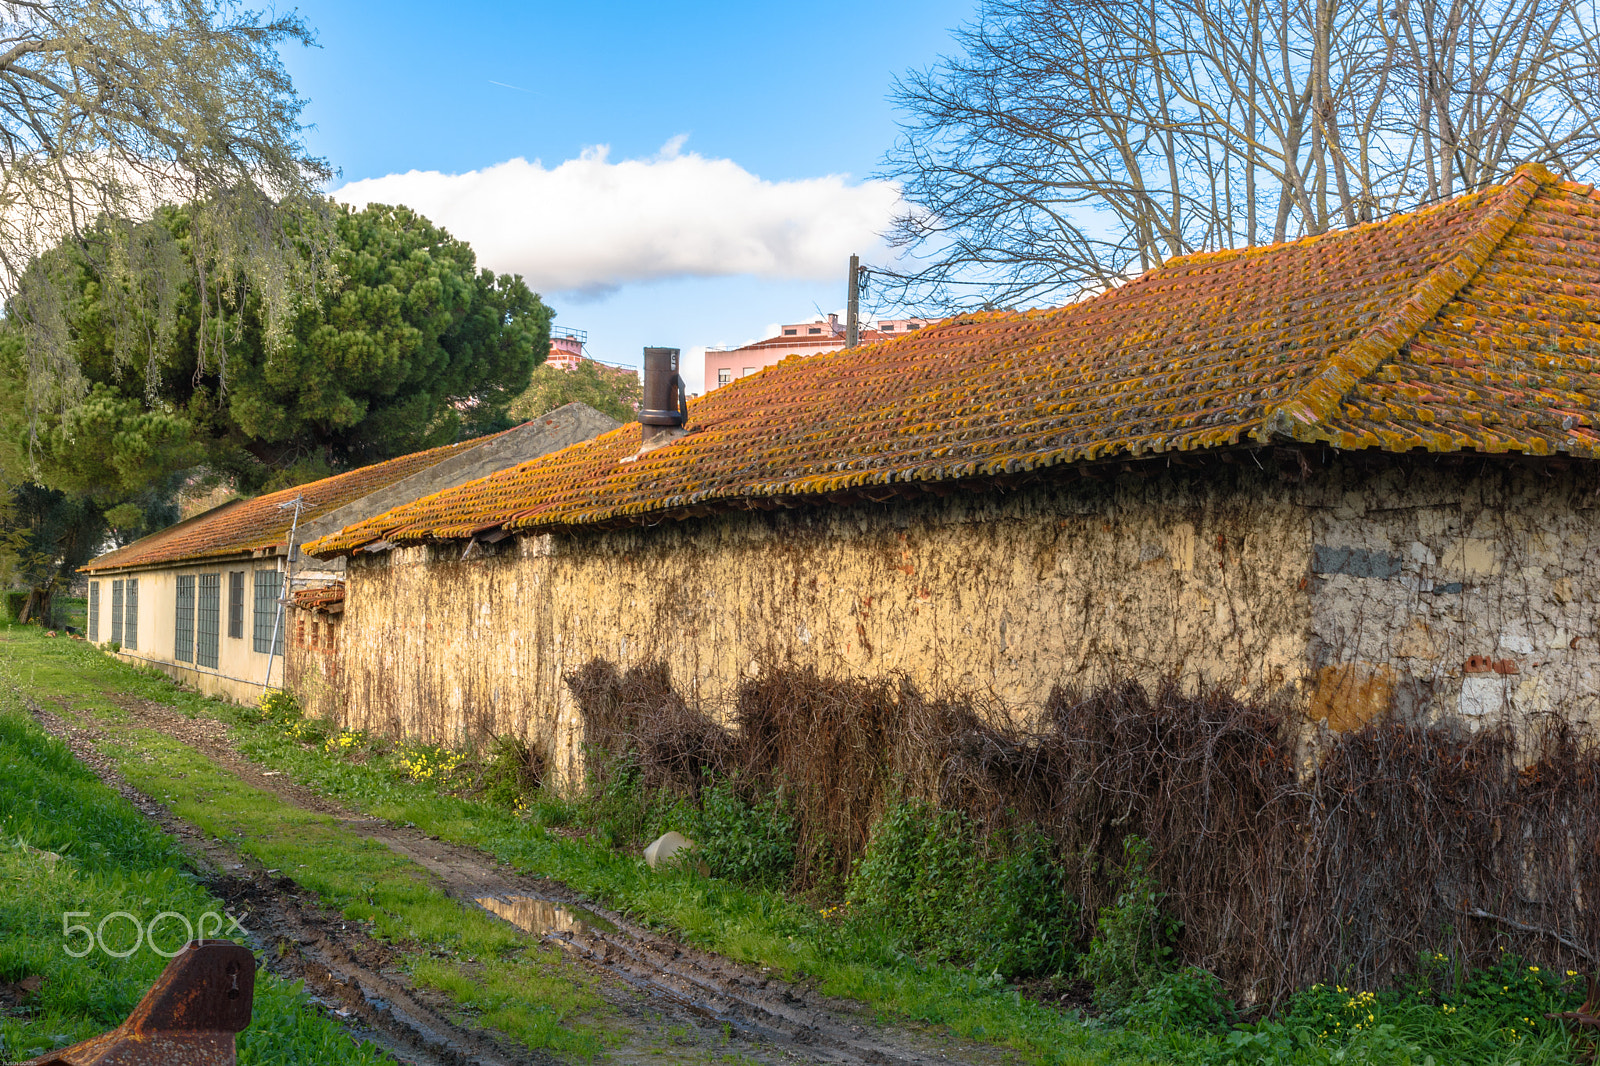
(688, 777), (795, 886)
(1121, 966), (1235, 1032)
(1078, 836), (1181, 1010)
(576, 748), (685, 850)
(846, 799), (1075, 978)
(848, 799), (971, 952)
(978, 826), (1078, 979)
(256, 688), (301, 725)
(566, 656), (1600, 1004)
(478, 734), (544, 810)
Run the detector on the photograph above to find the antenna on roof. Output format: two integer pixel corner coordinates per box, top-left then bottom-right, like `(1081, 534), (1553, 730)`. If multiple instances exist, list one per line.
(260, 495), (304, 692)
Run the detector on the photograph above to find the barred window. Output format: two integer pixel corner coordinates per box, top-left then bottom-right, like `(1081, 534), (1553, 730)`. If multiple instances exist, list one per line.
(123, 579), (139, 651)
(88, 582), (99, 643)
(110, 580), (124, 646)
(227, 571), (245, 639)
(252, 570), (283, 655)
(196, 574), (221, 669)
(174, 575), (195, 663)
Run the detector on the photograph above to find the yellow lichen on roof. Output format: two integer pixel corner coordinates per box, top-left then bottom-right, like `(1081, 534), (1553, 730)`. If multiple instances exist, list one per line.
(306, 165), (1600, 558)
(85, 435), (498, 572)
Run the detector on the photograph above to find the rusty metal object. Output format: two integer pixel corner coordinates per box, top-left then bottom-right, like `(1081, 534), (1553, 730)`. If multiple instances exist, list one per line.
(1547, 972), (1600, 1062)
(639, 346), (687, 444)
(23, 940), (254, 1066)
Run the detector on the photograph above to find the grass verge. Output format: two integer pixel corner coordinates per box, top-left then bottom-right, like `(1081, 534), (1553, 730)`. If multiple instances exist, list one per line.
(0, 683), (391, 1066)
(1, 624), (1587, 1066)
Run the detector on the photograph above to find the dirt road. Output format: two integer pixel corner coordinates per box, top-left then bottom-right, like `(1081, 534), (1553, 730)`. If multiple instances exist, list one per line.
(30, 698), (1011, 1066)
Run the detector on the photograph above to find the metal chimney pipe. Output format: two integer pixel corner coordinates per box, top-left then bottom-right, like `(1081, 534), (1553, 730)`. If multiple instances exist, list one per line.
(640, 347), (687, 445)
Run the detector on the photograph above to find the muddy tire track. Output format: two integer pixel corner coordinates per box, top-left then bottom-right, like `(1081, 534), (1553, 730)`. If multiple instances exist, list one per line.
(32, 698), (1005, 1066)
(31, 703), (550, 1066)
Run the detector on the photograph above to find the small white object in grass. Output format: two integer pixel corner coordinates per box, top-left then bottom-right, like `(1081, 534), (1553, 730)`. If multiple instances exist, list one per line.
(644, 831), (695, 869)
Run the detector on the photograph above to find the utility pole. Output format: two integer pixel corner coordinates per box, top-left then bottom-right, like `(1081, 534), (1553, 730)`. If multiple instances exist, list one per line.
(846, 253), (860, 348)
(261, 495), (304, 692)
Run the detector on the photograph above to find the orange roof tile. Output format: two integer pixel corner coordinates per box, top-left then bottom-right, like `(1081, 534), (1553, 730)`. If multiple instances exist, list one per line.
(291, 583), (345, 613)
(307, 166), (1600, 558)
(85, 436), (495, 572)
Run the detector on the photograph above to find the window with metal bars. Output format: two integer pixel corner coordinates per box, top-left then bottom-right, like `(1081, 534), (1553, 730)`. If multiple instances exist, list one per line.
(123, 579), (139, 650)
(88, 582), (99, 643)
(111, 580), (124, 646)
(196, 574), (220, 669)
(174, 575), (195, 663)
(253, 570), (283, 655)
(228, 571), (245, 639)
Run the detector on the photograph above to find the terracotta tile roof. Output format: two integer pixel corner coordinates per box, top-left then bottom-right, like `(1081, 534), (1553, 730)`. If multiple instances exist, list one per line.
(84, 436), (496, 572)
(291, 583), (345, 613)
(306, 165), (1600, 557)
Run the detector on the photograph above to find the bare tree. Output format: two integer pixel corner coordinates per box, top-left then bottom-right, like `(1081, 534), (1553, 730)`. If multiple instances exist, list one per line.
(0, 0), (333, 419)
(883, 0), (1600, 308)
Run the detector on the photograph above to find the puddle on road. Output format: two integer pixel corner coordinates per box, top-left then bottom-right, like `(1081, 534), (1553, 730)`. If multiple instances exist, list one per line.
(477, 895), (618, 936)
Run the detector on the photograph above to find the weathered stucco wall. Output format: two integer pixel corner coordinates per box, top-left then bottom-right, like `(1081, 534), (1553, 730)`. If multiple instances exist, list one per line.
(90, 561), (284, 704)
(324, 466), (1312, 786)
(1303, 461), (1600, 738)
(286, 608), (344, 721)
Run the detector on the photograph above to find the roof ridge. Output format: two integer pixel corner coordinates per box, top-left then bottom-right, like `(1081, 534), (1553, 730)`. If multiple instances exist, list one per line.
(1256, 164), (1550, 443)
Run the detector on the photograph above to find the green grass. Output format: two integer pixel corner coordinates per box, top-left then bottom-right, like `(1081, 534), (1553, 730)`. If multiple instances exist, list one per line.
(0, 686), (391, 1066)
(94, 725), (609, 1058)
(0, 624), (1587, 1066)
(0, 625), (609, 1060)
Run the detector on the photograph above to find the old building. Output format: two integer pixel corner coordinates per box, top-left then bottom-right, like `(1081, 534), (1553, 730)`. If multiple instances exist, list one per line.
(703, 313), (933, 390)
(82, 404), (617, 702)
(303, 165), (1600, 786)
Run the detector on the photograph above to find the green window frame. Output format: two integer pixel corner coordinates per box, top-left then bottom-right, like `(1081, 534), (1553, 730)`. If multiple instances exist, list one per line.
(110, 580), (124, 646)
(123, 579), (139, 651)
(196, 574), (220, 669)
(228, 571), (245, 639)
(174, 575), (195, 663)
(252, 570), (283, 655)
(88, 581), (99, 643)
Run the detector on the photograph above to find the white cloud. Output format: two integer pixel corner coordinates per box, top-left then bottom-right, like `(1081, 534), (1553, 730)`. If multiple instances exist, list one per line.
(332, 139), (902, 298)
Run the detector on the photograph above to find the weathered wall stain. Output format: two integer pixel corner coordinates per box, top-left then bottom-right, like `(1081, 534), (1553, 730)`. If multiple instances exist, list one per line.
(1305, 460), (1600, 737)
(300, 456), (1600, 786)
(326, 466), (1309, 786)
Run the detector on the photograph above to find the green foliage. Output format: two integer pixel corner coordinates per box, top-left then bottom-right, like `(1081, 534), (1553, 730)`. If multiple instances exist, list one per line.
(5, 200), (552, 503)
(687, 778), (796, 886)
(846, 799), (1075, 979)
(1121, 966), (1235, 1032)
(1078, 836), (1181, 1010)
(5, 592), (25, 621)
(0, 485), (121, 625)
(1190, 955), (1581, 1066)
(0, 628), (1584, 1066)
(0, 686), (391, 1066)
(255, 687), (303, 726)
(507, 359), (640, 425)
(477, 734), (544, 811)
(574, 750), (683, 849)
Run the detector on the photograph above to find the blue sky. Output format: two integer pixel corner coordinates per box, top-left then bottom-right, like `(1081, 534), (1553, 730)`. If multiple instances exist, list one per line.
(279, 0), (978, 391)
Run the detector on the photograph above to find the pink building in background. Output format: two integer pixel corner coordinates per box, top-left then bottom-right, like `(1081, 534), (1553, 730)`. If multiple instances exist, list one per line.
(548, 327), (587, 370)
(703, 314), (933, 391)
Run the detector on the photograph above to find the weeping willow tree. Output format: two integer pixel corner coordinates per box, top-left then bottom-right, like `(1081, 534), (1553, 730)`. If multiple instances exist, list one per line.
(0, 0), (335, 427)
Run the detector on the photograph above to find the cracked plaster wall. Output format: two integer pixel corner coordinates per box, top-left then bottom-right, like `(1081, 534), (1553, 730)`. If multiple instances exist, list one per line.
(326, 466), (1308, 788)
(1304, 461), (1600, 740)
(314, 457), (1600, 789)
